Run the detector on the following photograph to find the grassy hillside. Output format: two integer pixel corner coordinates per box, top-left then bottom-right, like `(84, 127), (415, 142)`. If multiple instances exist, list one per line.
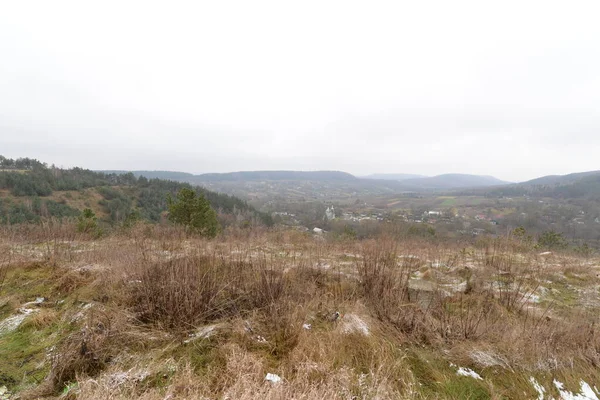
(1, 226), (599, 399)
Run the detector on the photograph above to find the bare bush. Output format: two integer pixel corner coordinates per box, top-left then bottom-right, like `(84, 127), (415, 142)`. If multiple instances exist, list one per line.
(129, 255), (287, 331)
(47, 310), (123, 393)
(356, 240), (437, 340)
(436, 292), (501, 341)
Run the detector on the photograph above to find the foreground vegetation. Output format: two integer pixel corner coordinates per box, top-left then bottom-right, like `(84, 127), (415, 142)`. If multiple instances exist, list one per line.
(1, 220), (600, 399)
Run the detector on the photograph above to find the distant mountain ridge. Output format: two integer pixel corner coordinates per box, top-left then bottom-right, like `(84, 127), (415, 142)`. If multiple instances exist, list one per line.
(100, 170), (358, 182)
(481, 170), (600, 199)
(401, 174), (510, 189)
(193, 170), (357, 182)
(101, 170), (194, 180)
(362, 173), (427, 181)
(520, 170), (600, 186)
(99, 169), (512, 190)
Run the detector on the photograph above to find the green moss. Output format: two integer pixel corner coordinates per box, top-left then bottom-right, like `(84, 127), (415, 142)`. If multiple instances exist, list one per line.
(2, 263), (55, 303)
(542, 281), (578, 309)
(487, 370), (546, 399)
(406, 349), (492, 399)
(0, 322), (60, 391)
(438, 377), (490, 400)
(406, 350), (444, 392)
(0, 301), (15, 321)
(0, 263), (87, 392)
(184, 339), (226, 374)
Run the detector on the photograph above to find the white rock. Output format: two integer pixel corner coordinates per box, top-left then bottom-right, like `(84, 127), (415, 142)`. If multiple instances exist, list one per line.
(265, 373), (282, 384)
(341, 314), (370, 336)
(456, 366), (482, 380)
(0, 385), (9, 400)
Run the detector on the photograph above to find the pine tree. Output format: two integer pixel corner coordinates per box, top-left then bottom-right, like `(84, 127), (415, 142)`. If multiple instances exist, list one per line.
(167, 188), (219, 237)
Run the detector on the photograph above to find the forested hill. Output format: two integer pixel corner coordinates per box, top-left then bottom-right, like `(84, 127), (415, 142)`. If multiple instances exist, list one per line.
(474, 171), (600, 199)
(0, 156), (272, 226)
(521, 170), (600, 187)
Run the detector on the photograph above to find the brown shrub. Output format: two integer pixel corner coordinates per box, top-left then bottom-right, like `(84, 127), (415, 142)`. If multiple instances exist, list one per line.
(129, 255), (288, 331)
(48, 310), (124, 392)
(356, 240), (439, 342)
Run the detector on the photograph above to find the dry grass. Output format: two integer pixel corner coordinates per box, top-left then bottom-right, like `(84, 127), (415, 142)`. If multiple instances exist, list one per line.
(1, 222), (600, 399)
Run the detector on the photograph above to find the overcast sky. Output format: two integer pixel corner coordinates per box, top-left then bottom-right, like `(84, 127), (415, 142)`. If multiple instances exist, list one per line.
(1, 1), (599, 182)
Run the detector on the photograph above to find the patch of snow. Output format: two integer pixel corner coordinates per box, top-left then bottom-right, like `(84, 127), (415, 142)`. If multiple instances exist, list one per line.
(21, 297), (45, 308)
(554, 379), (599, 400)
(0, 308), (38, 335)
(525, 293), (541, 303)
(455, 366), (482, 380)
(530, 377), (545, 400)
(580, 382), (600, 400)
(341, 314), (370, 336)
(265, 373), (282, 384)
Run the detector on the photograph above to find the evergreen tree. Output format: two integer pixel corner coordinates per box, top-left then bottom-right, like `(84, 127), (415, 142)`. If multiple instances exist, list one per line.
(77, 208), (99, 234)
(537, 230), (567, 250)
(167, 188), (219, 237)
